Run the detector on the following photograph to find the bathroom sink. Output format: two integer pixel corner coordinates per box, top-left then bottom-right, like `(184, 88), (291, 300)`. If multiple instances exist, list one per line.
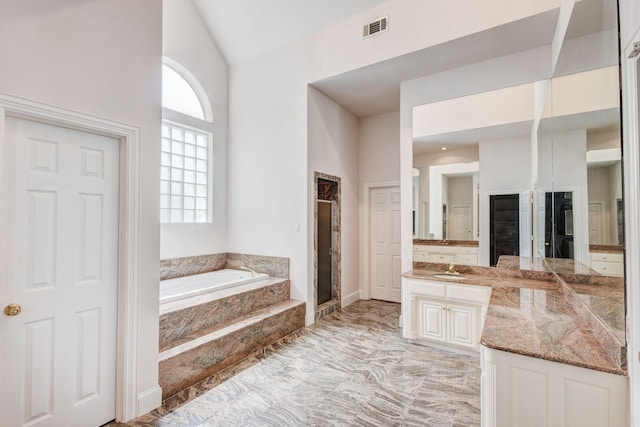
(432, 274), (466, 280)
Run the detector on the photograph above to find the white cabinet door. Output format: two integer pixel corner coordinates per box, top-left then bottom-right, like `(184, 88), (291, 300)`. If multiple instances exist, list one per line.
(418, 299), (447, 343)
(448, 303), (479, 351)
(482, 347), (629, 427)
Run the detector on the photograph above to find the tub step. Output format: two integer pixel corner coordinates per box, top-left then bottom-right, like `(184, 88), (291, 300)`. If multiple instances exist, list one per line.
(160, 277), (290, 352)
(158, 298), (305, 400)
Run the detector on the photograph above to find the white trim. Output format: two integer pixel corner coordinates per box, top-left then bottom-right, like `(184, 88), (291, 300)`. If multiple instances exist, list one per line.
(137, 386), (163, 417)
(0, 94), (148, 422)
(623, 29), (640, 427)
(361, 181), (401, 301)
(341, 290), (361, 308)
(163, 57), (214, 123)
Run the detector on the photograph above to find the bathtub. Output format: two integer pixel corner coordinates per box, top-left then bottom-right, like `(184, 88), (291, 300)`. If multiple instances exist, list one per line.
(159, 269), (268, 304)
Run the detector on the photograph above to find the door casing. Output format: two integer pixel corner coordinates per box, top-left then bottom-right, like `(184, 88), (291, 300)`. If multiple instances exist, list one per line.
(0, 94), (152, 422)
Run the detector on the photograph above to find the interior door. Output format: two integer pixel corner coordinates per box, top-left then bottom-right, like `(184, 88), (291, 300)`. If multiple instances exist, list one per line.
(451, 205), (472, 240)
(0, 117), (119, 427)
(588, 202), (604, 244)
(370, 186), (401, 302)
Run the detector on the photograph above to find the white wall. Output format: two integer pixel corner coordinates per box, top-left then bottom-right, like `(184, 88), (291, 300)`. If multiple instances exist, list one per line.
(538, 129), (589, 264)
(0, 0), (162, 417)
(228, 1), (557, 320)
(307, 87), (359, 320)
(414, 146), (479, 168)
(620, 0), (640, 50)
(161, 0), (229, 258)
(478, 137), (531, 264)
(358, 111), (400, 297)
(358, 111), (400, 183)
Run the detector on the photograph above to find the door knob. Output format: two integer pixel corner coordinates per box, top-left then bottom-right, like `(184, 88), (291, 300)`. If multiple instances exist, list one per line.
(4, 303), (21, 316)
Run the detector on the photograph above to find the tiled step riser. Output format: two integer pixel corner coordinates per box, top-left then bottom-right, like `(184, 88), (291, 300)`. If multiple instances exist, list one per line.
(159, 301), (305, 399)
(160, 279), (290, 352)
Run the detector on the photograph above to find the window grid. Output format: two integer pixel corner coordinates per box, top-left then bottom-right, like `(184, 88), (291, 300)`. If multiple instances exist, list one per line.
(160, 121), (211, 223)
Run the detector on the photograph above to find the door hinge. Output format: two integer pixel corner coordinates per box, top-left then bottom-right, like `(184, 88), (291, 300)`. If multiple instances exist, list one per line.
(629, 42), (640, 59)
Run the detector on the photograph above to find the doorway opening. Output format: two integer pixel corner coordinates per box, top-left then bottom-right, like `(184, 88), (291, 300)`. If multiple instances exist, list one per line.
(314, 173), (341, 320)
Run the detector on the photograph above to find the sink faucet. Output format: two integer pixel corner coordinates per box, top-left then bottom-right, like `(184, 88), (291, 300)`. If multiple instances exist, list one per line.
(240, 266), (259, 277)
(447, 263), (460, 275)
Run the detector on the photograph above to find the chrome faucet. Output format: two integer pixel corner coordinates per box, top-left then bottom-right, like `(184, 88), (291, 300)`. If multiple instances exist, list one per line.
(240, 266), (259, 277)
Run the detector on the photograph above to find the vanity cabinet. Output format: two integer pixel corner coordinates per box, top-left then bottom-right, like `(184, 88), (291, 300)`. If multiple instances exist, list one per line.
(481, 346), (628, 427)
(418, 299), (480, 350)
(402, 278), (490, 352)
(589, 252), (624, 277)
(413, 244), (479, 265)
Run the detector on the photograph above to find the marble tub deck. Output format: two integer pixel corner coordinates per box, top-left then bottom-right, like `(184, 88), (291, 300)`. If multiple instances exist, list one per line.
(111, 300), (481, 426)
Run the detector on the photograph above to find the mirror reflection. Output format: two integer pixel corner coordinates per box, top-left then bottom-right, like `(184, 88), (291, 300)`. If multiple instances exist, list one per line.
(412, 0), (623, 341)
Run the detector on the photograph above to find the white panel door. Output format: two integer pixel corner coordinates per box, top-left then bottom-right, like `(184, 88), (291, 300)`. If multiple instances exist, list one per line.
(588, 202), (604, 244)
(0, 117), (119, 427)
(451, 205), (472, 240)
(370, 186), (401, 302)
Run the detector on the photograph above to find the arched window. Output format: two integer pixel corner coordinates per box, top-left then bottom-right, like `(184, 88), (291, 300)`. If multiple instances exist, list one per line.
(162, 64), (205, 120)
(160, 58), (213, 223)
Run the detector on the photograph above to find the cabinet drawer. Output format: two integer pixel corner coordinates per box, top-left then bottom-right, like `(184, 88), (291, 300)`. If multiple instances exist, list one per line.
(426, 253), (456, 263)
(458, 247), (478, 255)
(590, 261), (624, 276)
(405, 279), (446, 298)
(413, 251), (429, 262)
(456, 254), (478, 265)
(590, 252), (623, 263)
(447, 284), (491, 304)
(413, 245), (429, 252)
(433, 246), (458, 254)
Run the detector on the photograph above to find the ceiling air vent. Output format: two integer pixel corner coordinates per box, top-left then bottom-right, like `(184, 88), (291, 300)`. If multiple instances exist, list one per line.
(363, 16), (388, 38)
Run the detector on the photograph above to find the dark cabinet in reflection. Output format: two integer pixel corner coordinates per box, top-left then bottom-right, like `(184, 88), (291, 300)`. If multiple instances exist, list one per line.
(545, 192), (574, 259)
(490, 194), (520, 266)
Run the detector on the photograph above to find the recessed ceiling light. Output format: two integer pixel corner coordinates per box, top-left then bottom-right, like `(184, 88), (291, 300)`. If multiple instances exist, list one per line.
(441, 147), (447, 151)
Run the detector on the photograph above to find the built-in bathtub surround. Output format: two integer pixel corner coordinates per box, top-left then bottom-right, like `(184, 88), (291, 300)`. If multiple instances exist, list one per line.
(225, 252), (289, 279)
(159, 277), (290, 352)
(158, 253), (302, 400)
(314, 172), (342, 320)
(160, 253), (226, 280)
(160, 252), (289, 281)
(159, 299), (305, 398)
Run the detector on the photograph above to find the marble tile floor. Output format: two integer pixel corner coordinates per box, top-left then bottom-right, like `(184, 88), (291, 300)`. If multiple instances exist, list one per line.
(111, 300), (480, 427)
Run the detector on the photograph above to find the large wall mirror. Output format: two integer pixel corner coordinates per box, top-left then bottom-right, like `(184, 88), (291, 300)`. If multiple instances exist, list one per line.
(412, 0), (624, 341)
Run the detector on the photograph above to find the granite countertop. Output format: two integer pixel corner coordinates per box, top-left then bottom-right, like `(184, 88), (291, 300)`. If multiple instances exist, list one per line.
(413, 239), (479, 247)
(589, 244), (624, 254)
(403, 268), (626, 376)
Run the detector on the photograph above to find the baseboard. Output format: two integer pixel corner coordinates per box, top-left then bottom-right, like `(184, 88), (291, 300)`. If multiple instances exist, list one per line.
(341, 290), (361, 307)
(305, 312), (315, 326)
(137, 385), (163, 419)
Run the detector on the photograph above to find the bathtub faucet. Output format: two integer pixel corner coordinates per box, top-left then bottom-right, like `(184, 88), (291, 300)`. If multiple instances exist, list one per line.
(240, 266), (259, 277)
